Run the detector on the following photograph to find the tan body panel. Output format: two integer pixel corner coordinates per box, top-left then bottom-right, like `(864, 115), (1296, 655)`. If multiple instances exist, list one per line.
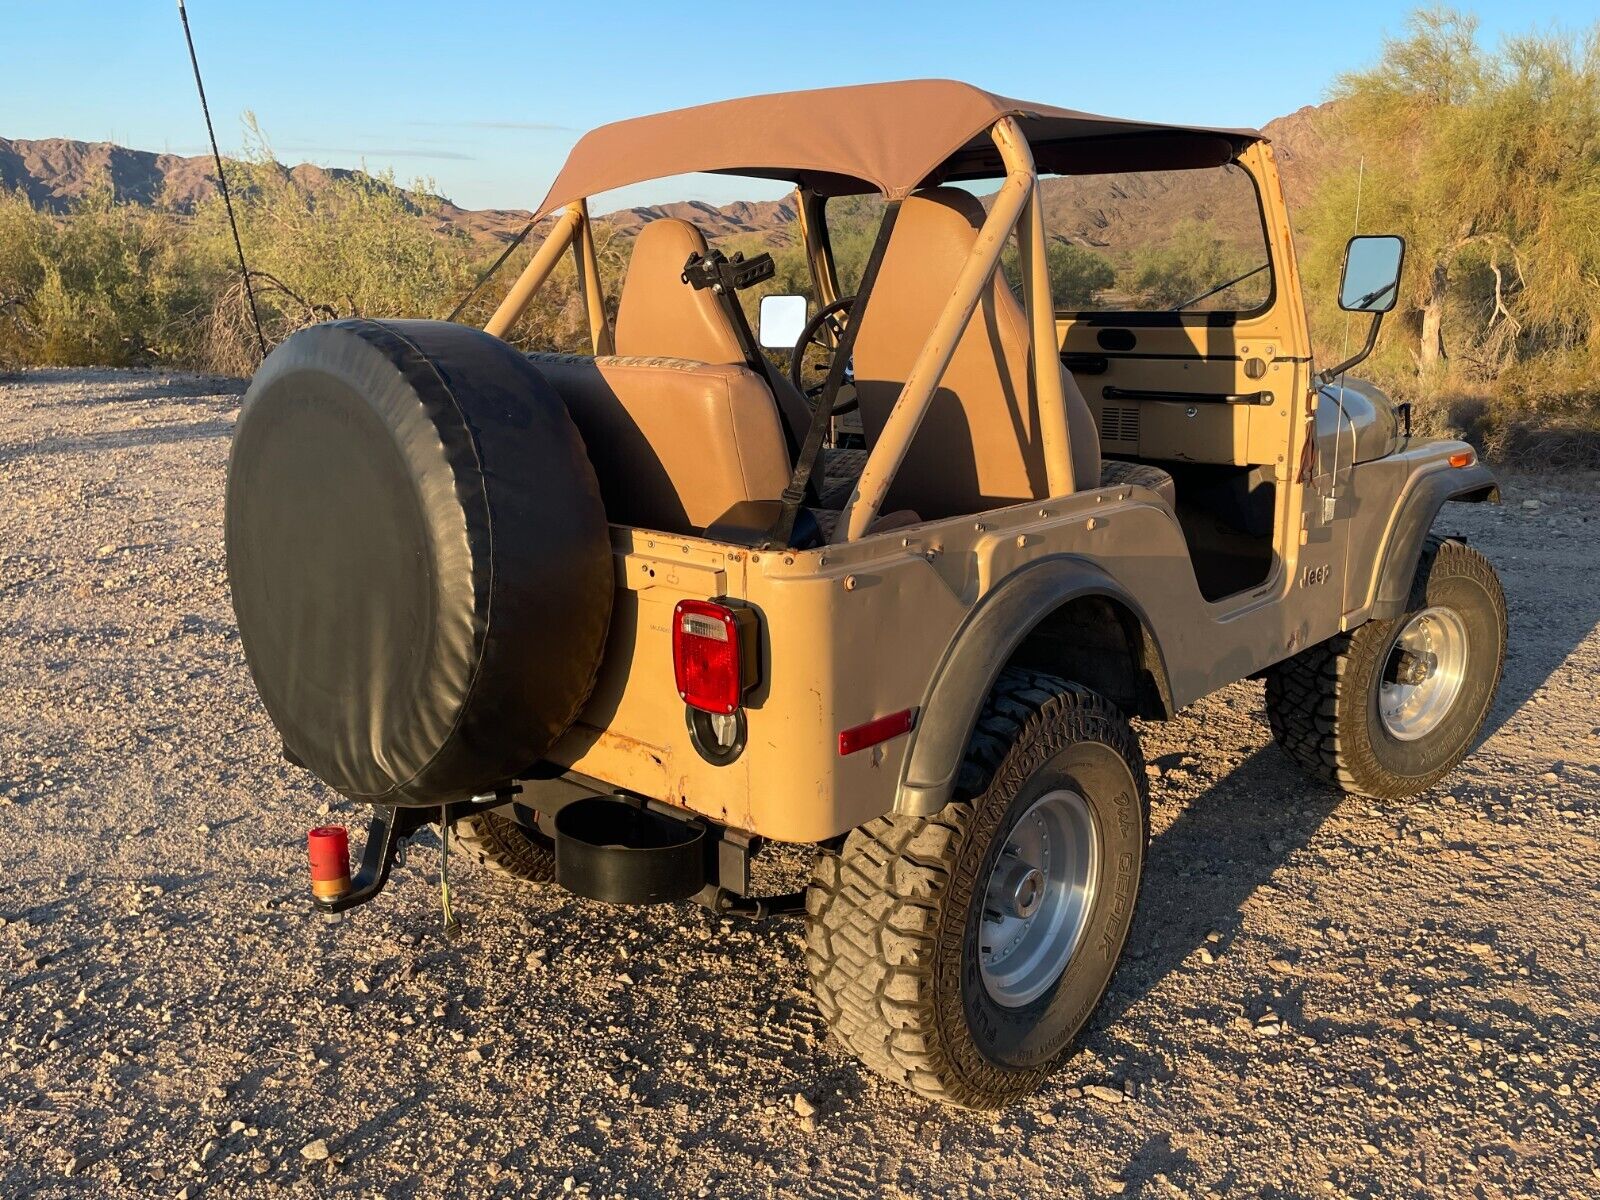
(547, 447), (1387, 843)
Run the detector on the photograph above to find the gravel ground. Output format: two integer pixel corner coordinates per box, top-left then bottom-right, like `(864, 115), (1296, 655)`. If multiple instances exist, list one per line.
(2, 368), (1597, 1200)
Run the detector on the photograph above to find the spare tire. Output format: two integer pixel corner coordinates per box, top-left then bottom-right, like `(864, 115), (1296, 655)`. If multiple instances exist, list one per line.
(226, 319), (612, 806)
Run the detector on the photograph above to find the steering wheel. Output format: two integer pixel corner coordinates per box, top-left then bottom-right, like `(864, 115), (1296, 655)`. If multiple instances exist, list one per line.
(788, 296), (859, 415)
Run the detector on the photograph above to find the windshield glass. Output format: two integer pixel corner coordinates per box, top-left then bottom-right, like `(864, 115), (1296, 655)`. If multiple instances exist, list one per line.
(1036, 162), (1272, 314)
(827, 163), (1272, 315)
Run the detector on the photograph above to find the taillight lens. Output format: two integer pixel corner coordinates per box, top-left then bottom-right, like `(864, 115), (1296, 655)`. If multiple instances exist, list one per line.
(673, 599), (752, 714)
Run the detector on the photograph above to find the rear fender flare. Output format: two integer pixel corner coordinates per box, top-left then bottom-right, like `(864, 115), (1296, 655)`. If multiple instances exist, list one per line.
(893, 556), (1172, 817)
(1370, 460), (1499, 619)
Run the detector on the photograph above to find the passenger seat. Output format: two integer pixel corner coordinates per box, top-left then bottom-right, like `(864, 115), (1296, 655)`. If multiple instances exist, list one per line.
(527, 217), (799, 537)
(529, 353), (790, 534)
(613, 218), (814, 446)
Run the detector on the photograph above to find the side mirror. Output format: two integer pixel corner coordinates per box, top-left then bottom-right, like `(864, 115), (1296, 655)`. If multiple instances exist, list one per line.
(758, 294), (807, 350)
(1319, 234), (1405, 384)
(1338, 235), (1405, 313)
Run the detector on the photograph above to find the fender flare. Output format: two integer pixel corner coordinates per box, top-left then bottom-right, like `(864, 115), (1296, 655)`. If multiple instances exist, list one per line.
(1370, 460), (1499, 619)
(893, 555), (1173, 817)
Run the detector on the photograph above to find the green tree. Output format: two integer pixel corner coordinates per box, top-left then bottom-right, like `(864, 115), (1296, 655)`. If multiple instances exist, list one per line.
(1302, 8), (1600, 387)
(1045, 242), (1115, 308)
(1125, 219), (1258, 309)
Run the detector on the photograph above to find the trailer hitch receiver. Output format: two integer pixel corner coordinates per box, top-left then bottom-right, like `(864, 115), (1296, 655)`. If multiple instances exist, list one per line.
(308, 805), (433, 914)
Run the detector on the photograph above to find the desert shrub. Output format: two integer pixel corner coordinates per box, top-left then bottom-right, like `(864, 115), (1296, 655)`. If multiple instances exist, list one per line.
(1123, 219), (1262, 310)
(1297, 8), (1600, 464)
(0, 186), (219, 368)
(1000, 241), (1116, 309)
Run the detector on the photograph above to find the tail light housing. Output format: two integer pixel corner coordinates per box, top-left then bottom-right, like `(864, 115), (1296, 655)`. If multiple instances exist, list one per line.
(673, 599), (758, 714)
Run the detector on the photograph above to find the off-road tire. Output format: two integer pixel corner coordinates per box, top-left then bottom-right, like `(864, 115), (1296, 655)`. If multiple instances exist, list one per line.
(804, 668), (1149, 1108)
(1265, 536), (1506, 799)
(1098, 459), (1173, 494)
(452, 811), (556, 882)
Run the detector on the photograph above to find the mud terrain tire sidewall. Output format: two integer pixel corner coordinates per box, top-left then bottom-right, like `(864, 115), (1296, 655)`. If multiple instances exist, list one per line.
(954, 721), (1145, 1072)
(1358, 542), (1506, 784)
(1266, 537), (1506, 799)
(805, 669), (1149, 1109)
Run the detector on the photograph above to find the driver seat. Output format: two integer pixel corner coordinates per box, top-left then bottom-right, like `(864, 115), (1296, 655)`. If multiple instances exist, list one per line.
(613, 218), (814, 444)
(851, 187), (1109, 519)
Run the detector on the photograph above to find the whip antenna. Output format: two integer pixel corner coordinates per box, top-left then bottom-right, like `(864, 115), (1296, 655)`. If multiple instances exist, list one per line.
(1326, 155), (1366, 521)
(176, 0), (267, 361)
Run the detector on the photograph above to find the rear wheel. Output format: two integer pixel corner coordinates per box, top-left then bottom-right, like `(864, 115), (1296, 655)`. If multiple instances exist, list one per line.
(804, 668), (1149, 1108)
(1266, 536), (1506, 799)
(452, 811), (555, 882)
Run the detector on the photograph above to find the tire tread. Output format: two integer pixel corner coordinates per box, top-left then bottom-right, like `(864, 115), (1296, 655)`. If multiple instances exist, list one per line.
(1265, 536), (1506, 798)
(804, 667), (1146, 1108)
(452, 811), (555, 882)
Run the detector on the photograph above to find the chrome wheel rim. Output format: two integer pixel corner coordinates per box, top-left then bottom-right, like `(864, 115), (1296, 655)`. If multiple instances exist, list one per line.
(978, 788), (1100, 1008)
(1379, 606), (1469, 741)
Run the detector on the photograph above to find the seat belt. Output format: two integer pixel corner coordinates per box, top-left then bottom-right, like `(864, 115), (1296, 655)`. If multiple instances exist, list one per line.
(765, 201), (901, 549)
(680, 249), (806, 466)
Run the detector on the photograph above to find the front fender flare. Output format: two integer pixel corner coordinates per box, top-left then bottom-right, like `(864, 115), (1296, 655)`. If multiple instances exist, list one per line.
(1370, 460), (1499, 619)
(893, 555), (1171, 817)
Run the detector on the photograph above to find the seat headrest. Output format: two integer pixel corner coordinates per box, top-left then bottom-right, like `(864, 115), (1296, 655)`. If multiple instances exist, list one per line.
(907, 185), (987, 231)
(613, 218), (744, 364)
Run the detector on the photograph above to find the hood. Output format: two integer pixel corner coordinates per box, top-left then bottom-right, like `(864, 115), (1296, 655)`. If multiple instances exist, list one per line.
(1316, 377), (1401, 471)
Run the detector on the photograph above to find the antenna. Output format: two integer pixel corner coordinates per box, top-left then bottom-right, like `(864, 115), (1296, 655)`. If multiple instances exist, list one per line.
(176, 0), (267, 362)
(1326, 155), (1365, 520)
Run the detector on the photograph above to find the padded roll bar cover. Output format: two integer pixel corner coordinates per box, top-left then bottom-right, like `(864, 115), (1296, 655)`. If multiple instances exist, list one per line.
(226, 319), (613, 806)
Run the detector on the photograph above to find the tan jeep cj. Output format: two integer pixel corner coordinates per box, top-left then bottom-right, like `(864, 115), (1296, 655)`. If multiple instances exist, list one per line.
(226, 80), (1507, 1107)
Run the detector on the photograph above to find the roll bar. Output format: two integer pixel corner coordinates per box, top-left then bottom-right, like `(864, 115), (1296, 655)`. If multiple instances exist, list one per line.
(483, 116), (1077, 542)
(484, 199), (611, 355)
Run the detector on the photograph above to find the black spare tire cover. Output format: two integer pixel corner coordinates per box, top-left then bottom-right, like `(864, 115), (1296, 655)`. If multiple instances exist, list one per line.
(226, 319), (613, 806)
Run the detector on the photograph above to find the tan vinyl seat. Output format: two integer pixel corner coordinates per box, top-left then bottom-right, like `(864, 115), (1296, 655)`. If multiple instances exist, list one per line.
(851, 187), (1104, 520)
(529, 353), (791, 535)
(613, 217), (815, 446)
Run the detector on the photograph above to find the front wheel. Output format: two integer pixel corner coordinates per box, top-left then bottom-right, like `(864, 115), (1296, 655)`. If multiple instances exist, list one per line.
(804, 669), (1149, 1108)
(1266, 536), (1506, 799)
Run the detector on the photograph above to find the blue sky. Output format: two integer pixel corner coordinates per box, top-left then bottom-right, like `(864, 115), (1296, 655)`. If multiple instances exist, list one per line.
(1, 1), (1592, 211)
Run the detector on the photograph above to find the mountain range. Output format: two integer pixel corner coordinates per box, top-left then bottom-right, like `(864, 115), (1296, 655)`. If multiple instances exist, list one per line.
(1, 104), (1341, 253)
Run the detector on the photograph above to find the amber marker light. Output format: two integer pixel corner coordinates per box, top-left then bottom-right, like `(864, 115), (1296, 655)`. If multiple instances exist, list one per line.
(1448, 450), (1475, 468)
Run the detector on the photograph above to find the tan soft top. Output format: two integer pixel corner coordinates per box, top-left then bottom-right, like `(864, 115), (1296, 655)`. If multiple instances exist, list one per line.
(535, 79), (1262, 216)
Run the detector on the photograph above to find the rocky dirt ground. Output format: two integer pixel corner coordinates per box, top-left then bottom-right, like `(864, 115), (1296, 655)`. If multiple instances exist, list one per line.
(1, 368), (1596, 1200)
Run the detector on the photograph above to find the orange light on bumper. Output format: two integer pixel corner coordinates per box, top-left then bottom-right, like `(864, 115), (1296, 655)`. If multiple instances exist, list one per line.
(1448, 450), (1475, 468)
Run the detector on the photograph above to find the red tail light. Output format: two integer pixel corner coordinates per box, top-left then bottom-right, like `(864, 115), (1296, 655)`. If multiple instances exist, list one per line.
(673, 599), (756, 714)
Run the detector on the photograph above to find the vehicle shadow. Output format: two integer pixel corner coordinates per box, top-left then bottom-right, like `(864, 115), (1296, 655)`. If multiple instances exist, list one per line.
(1475, 565), (1600, 745)
(1088, 743), (1345, 1036)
